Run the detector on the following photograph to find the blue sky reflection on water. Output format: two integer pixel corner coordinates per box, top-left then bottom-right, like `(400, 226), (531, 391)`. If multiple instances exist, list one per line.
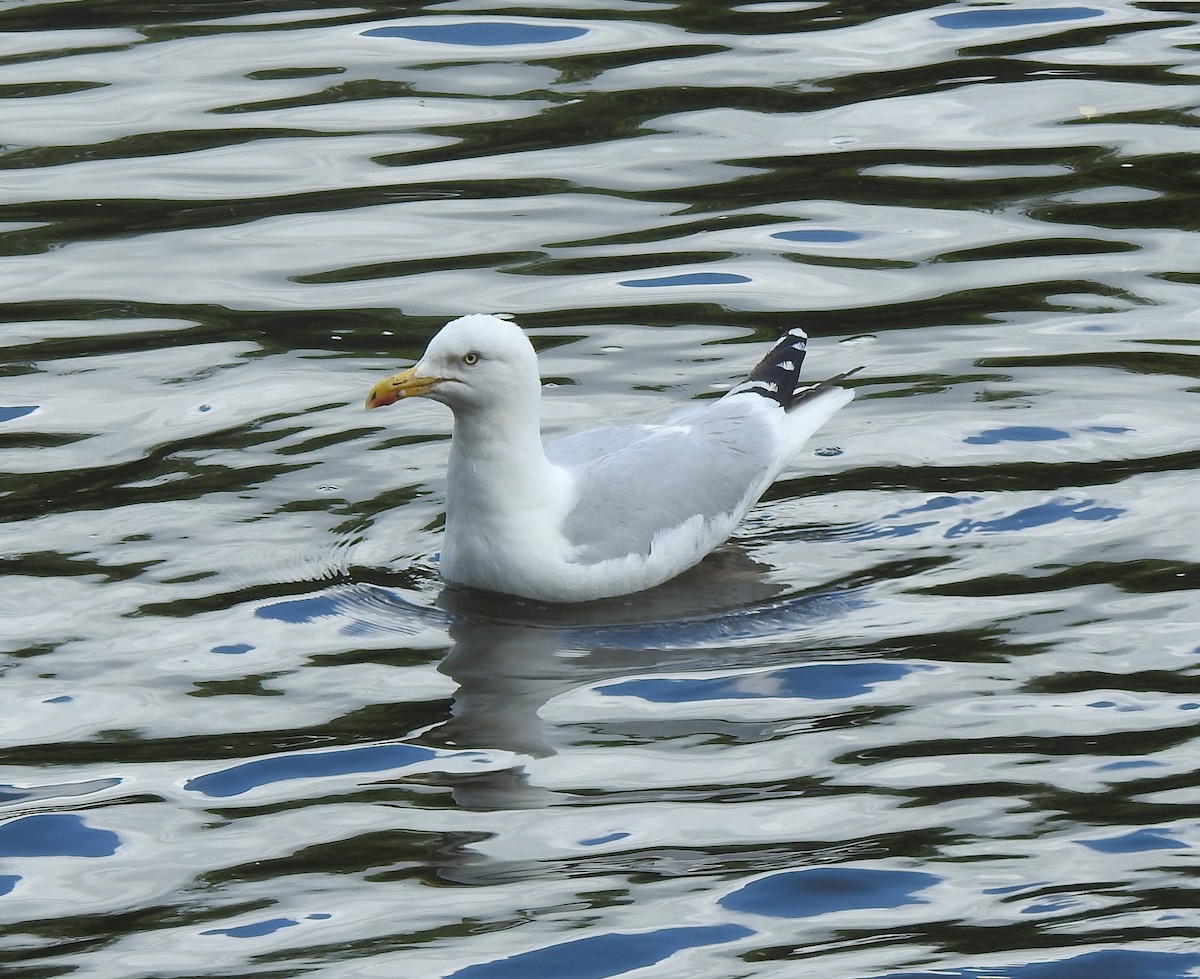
(184, 743), (440, 798)
(720, 867), (939, 918)
(362, 22), (588, 45)
(772, 229), (864, 243)
(599, 661), (912, 703)
(617, 272), (753, 288)
(447, 924), (755, 979)
(0, 815), (120, 858)
(932, 7), (1106, 31)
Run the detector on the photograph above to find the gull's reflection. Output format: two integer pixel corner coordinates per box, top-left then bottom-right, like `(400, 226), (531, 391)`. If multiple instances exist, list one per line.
(422, 548), (865, 807)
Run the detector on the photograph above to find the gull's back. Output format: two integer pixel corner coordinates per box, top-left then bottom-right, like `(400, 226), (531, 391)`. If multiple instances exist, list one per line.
(546, 327), (854, 568)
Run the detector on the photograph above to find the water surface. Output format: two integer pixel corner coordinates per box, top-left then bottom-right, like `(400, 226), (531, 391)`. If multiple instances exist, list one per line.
(2, 1), (1199, 976)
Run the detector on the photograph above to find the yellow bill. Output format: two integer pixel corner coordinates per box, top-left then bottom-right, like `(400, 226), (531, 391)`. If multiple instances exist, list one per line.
(365, 366), (442, 409)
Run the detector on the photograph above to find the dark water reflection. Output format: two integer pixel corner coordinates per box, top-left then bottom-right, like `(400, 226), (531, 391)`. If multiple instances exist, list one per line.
(2, 0), (1199, 976)
(430, 549), (869, 765)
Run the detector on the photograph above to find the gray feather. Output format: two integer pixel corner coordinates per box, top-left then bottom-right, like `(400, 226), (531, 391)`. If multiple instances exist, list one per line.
(548, 399), (775, 564)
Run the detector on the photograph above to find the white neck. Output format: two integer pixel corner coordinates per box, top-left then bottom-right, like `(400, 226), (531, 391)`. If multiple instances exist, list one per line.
(439, 391), (575, 593)
(447, 403), (556, 507)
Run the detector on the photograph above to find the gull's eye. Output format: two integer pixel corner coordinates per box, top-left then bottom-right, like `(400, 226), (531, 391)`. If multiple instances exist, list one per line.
(462, 352), (479, 366)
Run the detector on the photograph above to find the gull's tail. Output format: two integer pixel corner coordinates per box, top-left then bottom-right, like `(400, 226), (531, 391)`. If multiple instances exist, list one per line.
(730, 327), (863, 409)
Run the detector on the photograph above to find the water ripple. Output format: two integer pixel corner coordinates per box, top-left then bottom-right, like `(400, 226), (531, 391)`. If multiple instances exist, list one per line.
(1, 1), (1198, 977)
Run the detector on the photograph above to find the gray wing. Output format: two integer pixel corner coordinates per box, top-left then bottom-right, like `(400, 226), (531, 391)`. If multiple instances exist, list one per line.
(544, 425), (653, 467)
(546, 399), (777, 564)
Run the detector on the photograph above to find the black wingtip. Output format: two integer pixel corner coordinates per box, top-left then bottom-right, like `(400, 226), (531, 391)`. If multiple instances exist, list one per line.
(826, 364), (866, 384)
(728, 328), (810, 407)
(786, 366), (865, 406)
(728, 328), (865, 409)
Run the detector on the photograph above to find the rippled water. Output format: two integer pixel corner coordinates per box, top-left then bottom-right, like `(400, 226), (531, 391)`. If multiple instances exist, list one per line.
(2, 1), (1199, 976)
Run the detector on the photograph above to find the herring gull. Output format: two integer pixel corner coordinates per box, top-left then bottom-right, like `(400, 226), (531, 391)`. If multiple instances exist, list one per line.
(366, 314), (855, 602)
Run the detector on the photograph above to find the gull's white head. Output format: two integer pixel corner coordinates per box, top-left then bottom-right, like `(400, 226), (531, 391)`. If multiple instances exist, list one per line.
(365, 314), (539, 413)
